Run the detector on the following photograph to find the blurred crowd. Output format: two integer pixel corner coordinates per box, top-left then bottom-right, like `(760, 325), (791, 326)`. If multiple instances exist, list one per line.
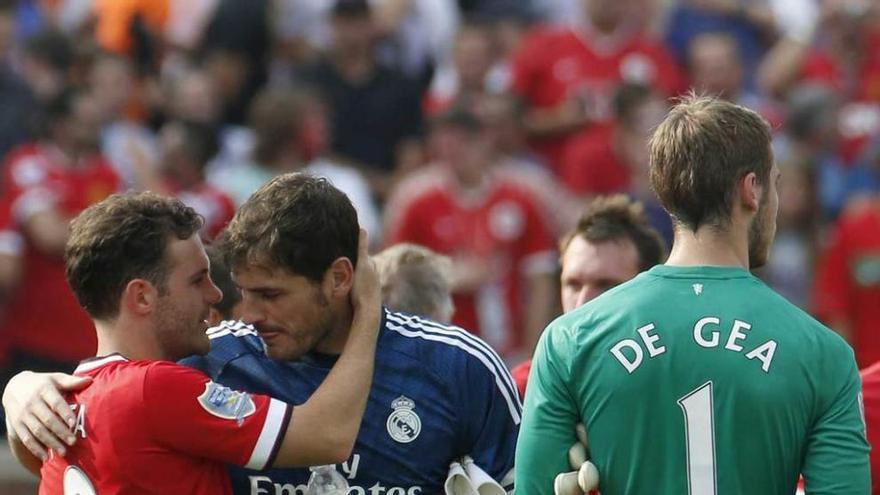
(0, 0), (877, 386)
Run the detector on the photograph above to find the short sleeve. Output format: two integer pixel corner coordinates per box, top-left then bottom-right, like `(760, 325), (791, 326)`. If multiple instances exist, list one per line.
(141, 362), (292, 470)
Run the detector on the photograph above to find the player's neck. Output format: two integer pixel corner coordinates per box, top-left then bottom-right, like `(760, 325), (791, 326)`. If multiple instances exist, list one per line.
(313, 302), (356, 355)
(93, 319), (173, 362)
(666, 225), (750, 270)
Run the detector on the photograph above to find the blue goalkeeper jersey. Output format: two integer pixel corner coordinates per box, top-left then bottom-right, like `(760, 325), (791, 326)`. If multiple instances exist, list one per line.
(181, 308), (520, 495)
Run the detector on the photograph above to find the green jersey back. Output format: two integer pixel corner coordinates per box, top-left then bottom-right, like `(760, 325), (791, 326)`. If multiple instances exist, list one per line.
(515, 265), (870, 495)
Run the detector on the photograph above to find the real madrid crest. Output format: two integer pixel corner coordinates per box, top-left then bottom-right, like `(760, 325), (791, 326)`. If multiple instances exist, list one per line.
(386, 395), (421, 444)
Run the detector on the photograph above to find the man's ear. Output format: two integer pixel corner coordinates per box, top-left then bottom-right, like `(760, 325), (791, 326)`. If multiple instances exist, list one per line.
(324, 257), (354, 298)
(121, 279), (160, 317)
(738, 171), (762, 213)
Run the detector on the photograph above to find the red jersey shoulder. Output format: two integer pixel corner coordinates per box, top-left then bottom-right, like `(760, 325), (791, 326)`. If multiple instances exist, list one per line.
(140, 361), (265, 423)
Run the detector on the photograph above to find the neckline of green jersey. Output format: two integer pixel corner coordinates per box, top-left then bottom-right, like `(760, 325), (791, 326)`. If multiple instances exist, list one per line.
(648, 264), (753, 279)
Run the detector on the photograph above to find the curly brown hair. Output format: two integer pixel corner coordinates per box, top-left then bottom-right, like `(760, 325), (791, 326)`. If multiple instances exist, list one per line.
(65, 192), (203, 320)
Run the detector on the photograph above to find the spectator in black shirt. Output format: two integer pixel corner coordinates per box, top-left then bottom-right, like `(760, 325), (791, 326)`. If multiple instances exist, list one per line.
(298, 0), (424, 201)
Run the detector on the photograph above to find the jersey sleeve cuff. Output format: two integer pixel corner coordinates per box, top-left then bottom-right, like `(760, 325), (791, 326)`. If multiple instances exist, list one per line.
(245, 398), (292, 470)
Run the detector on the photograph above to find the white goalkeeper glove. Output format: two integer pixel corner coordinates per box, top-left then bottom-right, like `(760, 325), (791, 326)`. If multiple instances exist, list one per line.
(553, 423), (599, 495)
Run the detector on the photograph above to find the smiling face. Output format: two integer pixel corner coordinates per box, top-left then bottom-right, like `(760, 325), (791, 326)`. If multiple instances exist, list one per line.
(233, 264), (339, 362)
(152, 235), (223, 360)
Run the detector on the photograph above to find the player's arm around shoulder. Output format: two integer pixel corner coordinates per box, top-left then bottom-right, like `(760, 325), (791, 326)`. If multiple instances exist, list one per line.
(145, 232), (382, 470)
(515, 320), (580, 495)
(273, 229), (381, 467)
(802, 332), (870, 494)
(2, 370), (93, 475)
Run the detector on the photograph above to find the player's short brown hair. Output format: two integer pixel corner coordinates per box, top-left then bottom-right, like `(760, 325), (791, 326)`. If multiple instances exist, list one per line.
(65, 192), (203, 320)
(223, 173), (359, 281)
(649, 94), (772, 231)
(560, 195), (665, 271)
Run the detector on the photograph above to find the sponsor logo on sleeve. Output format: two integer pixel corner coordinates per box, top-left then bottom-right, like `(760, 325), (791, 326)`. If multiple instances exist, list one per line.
(197, 381), (256, 425)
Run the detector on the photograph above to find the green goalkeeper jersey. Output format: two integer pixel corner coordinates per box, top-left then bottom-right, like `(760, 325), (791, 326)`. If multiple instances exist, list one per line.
(515, 265), (870, 495)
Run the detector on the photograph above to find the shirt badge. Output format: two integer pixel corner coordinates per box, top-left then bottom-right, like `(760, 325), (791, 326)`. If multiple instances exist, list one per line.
(386, 395), (421, 444)
(197, 381), (256, 425)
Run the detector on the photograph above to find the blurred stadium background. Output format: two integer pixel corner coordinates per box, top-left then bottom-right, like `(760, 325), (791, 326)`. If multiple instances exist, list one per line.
(0, 0), (878, 490)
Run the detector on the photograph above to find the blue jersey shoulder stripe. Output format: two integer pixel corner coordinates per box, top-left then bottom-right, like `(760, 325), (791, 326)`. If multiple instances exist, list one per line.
(385, 310), (521, 411)
(385, 318), (522, 425)
(207, 320), (259, 340)
(384, 310), (520, 411)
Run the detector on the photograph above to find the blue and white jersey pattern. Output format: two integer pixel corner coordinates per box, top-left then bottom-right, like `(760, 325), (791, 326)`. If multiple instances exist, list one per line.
(181, 308), (520, 495)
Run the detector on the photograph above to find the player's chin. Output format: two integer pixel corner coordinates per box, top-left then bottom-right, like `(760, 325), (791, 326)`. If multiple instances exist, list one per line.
(264, 339), (307, 362)
(190, 329), (212, 356)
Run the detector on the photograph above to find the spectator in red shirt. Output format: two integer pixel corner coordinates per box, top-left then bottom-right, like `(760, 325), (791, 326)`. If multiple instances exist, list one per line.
(385, 107), (558, 359)
(0, 89), (120, 435)
(510, 0), (683, 171)
(758, 1), (880, 163)
(509, 194), (665, 397)
(812, 197), (880, 368)
(560, 83), (666, 198)
(0, 90), (120, 381)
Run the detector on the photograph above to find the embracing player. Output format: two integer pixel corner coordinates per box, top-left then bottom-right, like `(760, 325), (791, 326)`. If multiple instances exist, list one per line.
(4, 191), (382, 494)
(516, 95), (870, 494)
(6, 174), (519, 494)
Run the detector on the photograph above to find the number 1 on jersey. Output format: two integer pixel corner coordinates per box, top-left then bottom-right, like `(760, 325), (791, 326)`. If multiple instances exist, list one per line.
(678, 381), (717, 495)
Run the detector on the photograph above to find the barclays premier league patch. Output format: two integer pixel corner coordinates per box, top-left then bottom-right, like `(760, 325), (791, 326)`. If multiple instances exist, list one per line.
(197, 381), (256, 425)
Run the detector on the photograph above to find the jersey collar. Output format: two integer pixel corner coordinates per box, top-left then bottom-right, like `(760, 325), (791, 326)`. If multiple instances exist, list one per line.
(74, 353), (129, 374)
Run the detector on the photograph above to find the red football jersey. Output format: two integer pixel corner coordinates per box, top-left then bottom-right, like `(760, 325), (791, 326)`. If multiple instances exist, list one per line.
(861, 361), (880, 494)
(812, 205), (880, 368)
(510, 25), (683, 170)
(0, 144), (120, 362)
(39, 354), (292, 495)
(385, 166), (557, 357)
